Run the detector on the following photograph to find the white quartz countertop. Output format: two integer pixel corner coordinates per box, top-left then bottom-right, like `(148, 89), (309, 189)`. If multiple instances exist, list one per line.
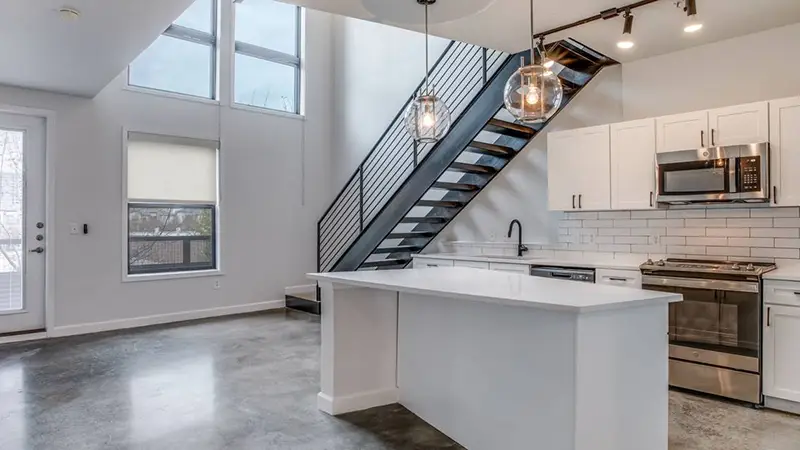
(412, 253), (642, 271)
(764, 264), (800, 282)
(308, 267), (681, 313)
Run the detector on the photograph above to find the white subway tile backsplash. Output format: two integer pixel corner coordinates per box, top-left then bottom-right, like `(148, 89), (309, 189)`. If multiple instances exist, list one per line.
(631, 210), (667, 219)
(559, 220), (583, 228)
(751, 228), (800, 238)
(774, 218), (800, 228)
(614, 236), (649, 245)
(569, 243), (598, 252)
(648, 219), (685, 227)
(775, 239), (800, 249)
(614, 219), (648, 228)
(632, 244), (667, 254)
(750, 207), (800, 218)
(707, 246), (750, 257)
(666, 228), (706, 237)
(583, 220), (614, 228)
(558, 234), (577, 244)
(599, 244), (630, 253)
(685, 218), (727, 228)
(667, 210), (706, 219)
(594, 236), (615, 244)
(558, 228), (571, 235)
(631, 227), (666, 237)
(726, 218), (773, 228)
(706, 208), (751, 218)
(686, 237), (728, 246)
(565, 211), (599, 220)
(661, 236), (686, 245)
(598, 211), (631, 219)
(667, 245), (706, 255)
(706, 228), (750, 237)
(599, 228), (631, 236)
(571, 228), (598, 236)
(752, 247), (800, 259)
(729, 237), (774, 247)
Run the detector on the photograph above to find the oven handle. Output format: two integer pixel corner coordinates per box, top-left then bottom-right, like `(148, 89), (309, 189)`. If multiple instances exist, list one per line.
(642, 275), (759, 293)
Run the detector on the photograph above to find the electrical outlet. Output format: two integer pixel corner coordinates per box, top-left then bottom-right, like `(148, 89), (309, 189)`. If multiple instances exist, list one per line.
(650, 235), (659, 245)
(213, 280), (221, 290)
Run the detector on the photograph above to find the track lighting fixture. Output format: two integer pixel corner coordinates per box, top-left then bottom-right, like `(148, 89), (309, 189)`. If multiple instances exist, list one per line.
(682, 0), (703, 33)
(617, 9), (634, 49)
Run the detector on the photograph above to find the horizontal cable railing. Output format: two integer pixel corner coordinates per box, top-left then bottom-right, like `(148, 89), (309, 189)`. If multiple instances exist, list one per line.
(318, 41), (508, 272)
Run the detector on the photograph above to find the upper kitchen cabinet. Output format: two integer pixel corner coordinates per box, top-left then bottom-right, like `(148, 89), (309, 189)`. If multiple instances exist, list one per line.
(611, 119), (656, 210)
(656, 111), (708, 153)
(770, 96), (800, 206)
(548, 125), (610, 211)
(708, 102), (769, 147)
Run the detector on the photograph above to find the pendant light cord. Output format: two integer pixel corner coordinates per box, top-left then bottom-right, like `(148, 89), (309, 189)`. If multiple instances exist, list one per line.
(425, 2), (430, 94)
(529, 0), (535, 64)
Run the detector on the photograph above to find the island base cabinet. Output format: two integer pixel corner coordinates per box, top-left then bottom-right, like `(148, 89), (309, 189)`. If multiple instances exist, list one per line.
(763, 304), (800, 405)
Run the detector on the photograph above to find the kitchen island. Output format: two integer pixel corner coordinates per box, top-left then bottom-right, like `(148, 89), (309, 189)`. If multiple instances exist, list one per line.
(308, 267), (682, 450)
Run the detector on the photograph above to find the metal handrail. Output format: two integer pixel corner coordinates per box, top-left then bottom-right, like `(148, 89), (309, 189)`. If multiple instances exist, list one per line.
(318, 41), (508, 272)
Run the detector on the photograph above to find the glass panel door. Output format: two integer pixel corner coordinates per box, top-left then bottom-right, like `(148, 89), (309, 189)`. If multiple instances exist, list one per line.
(0, 113), (46, 335)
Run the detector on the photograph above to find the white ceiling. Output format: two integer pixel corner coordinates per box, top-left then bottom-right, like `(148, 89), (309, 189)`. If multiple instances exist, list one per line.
(283, 0), (800, 63)
(0, 0), (195, 97)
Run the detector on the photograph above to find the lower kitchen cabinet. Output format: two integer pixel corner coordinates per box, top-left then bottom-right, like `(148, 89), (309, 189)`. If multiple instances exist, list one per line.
(489, 262), (530, 274)
(595, 268), (642, 288)
(763, 303), (800, 403)
(413, 258), (455, 269)
(453, 260), (490, 270)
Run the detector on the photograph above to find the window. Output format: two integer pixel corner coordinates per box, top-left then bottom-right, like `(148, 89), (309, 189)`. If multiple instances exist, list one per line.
(129, 0), (217, 99)
(234, 0), (301, 113)
(126, 132), (219, 275)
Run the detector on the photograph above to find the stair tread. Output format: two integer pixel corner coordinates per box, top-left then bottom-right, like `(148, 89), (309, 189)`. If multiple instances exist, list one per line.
(387, 231), (436, 239)
(448, 162), (497, 174)
(465, 141), (515, 158)
(401, 217), (448, 224)
(432, 181), (480, 191)
(372, 246), (423, 254)
(361, 259), (411, 268)
(484, 118), (535, 138)
(416, 200), (465, 208)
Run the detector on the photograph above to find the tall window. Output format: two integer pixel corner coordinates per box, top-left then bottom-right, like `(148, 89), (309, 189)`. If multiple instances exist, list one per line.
(234, 0), (301, 113)
(129, 0), (217, 99)
(126, 132), (219, 275)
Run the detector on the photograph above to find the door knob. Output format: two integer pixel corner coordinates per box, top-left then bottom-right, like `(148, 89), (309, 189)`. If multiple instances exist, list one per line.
(29, 247), (44, 254)
(36, 222), (44, 229)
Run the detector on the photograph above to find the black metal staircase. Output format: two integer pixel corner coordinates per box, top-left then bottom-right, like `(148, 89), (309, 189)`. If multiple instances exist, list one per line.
(318, 39), (616, 273)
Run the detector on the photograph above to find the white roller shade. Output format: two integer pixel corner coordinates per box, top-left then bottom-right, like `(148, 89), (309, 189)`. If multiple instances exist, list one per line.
(127, 133), (218, 203)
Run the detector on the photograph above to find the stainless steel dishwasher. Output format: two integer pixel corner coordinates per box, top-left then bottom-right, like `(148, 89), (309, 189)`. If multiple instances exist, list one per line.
(529, 266), (596, 283)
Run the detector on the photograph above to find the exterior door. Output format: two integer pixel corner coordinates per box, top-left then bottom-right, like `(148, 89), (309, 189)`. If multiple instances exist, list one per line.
(0, 113), (46, 335)
(770, 96), (800, 206)
(611, 118), (656, 210)
(708, 101), (769, 147)
(763, 305), (800, 403)
(656, 110), (709, 153)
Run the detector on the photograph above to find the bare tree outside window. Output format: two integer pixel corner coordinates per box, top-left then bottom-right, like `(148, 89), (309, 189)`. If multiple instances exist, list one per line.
(0, 130), (23, 311)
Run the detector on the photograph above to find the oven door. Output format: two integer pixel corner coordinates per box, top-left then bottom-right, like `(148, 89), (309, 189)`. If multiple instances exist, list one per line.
(656, 148), (737, 203)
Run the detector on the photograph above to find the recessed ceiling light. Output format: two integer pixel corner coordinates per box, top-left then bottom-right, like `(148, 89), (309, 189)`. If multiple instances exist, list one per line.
(58, 7), (81, 20)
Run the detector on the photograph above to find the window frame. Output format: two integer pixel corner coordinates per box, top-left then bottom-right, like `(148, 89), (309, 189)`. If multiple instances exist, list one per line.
(232, 0), (302, 114)
(127, 0), (219, 100)
(127, 202), (218, 275)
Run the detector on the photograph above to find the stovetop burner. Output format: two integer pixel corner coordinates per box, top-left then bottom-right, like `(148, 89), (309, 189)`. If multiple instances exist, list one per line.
(639, 258), (777, 277)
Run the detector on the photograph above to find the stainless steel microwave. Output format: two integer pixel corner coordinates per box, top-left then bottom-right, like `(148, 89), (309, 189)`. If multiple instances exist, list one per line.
(656, 143), (769, 204)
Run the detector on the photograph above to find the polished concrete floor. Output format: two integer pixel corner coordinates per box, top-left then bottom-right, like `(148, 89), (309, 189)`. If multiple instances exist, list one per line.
(1, 311), (799, 450)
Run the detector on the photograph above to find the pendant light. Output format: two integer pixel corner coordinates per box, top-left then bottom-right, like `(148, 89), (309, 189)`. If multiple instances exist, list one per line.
(503, 0), (563, 124)
(405, 0), (451, 144)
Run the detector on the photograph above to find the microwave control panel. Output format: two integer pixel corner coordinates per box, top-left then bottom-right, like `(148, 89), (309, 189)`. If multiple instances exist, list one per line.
(740, 157), (761, 192)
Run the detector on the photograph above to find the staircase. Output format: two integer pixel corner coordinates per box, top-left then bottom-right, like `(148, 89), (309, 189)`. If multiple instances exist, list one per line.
(318, 39), (616, 273)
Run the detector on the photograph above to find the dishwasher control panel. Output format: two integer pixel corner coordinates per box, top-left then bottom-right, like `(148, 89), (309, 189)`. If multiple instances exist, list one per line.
(529, 266), (596, 283)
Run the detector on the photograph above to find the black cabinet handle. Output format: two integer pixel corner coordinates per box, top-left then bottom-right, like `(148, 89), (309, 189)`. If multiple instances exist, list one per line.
(774, 186), (778, 204)
(572, 195), (576, 209)
(608, 277), (629, 282)
(650, 191), (654, 207)
(767, 307), (771, 327)
(700, 130), (705, 147)
(711, 128), (716, 146)
(578, 194), (582, 209)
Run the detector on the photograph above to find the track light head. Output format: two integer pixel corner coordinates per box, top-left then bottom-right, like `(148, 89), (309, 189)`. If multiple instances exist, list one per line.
(617, 10), (634, 49)
(685, 0), (697, 16)
(682, 0), (703, 33)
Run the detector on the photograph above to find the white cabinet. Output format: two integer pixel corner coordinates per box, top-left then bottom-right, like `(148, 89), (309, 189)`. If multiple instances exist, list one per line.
(708, 102), (769, 147)
(489, 262), (530, 274)
(453, 260), (490, 270)
(763, 303), (800, 403)
(413, 258), (455, 269)
(610, 119), (656, 210)
(595, 269), (642, 288)
(548, 125), (610, 211)
(656, 111), (708, 153)
(770, 96), (800, 206)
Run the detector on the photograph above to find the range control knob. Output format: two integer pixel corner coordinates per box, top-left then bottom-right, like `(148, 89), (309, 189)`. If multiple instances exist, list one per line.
(731, 263), (741, 271)
(656, 259), (666, 266)
(645, 258), (654, 266)
(746, 263), (756, 271)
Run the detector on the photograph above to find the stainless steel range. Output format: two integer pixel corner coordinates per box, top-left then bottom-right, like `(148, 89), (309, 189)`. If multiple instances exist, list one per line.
(640, 258), (777, 404)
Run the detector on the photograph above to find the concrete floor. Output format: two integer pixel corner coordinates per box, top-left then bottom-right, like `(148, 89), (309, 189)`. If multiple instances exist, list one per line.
(1, 311), (799, 450)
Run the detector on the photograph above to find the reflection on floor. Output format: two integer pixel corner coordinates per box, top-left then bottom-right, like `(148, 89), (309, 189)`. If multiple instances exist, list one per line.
(1, 311), (799, 450)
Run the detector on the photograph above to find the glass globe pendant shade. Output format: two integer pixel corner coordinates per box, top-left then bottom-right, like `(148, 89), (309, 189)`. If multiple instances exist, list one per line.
(503, 63), (563, 124)
(404, 94), (452, 144)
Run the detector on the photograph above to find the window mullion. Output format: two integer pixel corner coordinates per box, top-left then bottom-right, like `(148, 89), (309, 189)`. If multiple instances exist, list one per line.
(164, 24), (216, 46)
(234, 41), (300, 68)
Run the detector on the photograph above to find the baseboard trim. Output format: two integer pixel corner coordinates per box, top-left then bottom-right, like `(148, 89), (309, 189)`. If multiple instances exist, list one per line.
(48, 300), (285, 338)
(285, 284), (316, 296)
(765, 396), (800, 416)
(0, 331), (48, 345)
(317, 388), (399, 416)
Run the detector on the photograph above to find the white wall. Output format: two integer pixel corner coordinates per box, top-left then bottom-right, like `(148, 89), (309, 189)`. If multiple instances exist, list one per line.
(330, 16), (450, 189)
(0, 9), (333, 331)
(432, 65), (624, 248)
(623, 22), (800, 120)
